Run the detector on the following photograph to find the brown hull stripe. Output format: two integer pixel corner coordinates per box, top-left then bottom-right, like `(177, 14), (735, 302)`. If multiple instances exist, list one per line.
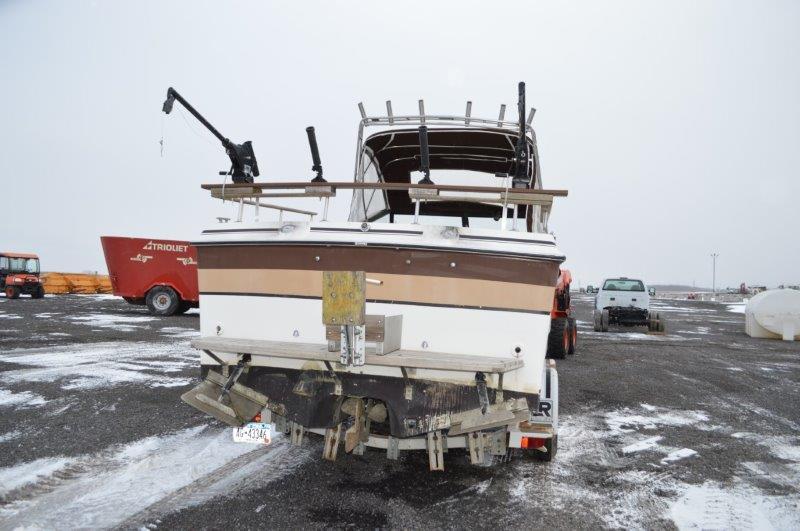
(198, 269), (555, 313)
(197, 245), (560, 286)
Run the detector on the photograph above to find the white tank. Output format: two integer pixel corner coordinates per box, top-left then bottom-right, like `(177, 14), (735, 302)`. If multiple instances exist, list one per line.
(745, 289), (800, 341)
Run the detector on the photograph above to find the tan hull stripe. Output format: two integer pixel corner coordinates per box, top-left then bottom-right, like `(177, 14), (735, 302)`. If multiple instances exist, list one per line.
(196, 245), (560, 287)
(199, 269), (555, 313)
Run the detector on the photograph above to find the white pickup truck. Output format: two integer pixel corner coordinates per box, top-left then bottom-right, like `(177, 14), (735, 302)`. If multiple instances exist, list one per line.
(593, 277), (665, 333)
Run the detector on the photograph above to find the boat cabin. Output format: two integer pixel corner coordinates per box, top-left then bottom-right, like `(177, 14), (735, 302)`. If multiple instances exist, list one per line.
(351, 127), (539, 227)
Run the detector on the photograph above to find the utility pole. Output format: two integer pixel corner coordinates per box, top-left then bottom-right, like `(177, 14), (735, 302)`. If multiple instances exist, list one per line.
(711, 253), (719, 297)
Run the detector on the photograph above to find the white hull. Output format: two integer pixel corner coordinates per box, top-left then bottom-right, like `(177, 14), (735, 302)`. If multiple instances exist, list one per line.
(199, 293), (551, 395)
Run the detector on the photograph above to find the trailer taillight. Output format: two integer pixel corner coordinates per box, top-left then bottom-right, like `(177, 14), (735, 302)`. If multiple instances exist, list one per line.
(520, 436), (546, 449)
(253, 413), (261, 422)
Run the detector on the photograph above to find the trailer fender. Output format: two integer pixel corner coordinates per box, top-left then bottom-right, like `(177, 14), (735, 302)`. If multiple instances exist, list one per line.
(508, 361), (558, 448)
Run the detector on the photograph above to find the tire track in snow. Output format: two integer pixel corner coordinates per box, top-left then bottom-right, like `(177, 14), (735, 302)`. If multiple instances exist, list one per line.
(117, 437), (311, 529)
(0, 425), (310, 530)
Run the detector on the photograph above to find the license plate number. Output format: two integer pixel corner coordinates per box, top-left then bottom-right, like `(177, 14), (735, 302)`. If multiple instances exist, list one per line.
(232, 422), (272, 445)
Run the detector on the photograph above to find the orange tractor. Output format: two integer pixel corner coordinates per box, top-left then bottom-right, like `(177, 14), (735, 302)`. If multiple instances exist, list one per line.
(1, 252), (44, 299)
(546, 269), (577, 359)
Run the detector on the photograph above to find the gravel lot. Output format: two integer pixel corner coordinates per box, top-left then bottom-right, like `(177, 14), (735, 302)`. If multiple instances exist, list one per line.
(1, 293), (799, 529)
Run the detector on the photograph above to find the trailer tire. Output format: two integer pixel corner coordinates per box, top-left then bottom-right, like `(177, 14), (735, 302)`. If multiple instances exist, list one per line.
(593, 311), (602, 332)
(146, 286), (181, 316)
(568, 317), (577, 354)
(546, 318), (569, 359)
(5, 286), (20, 299)
(532, 435), (558, 462)
(657, 313), (666, 333)
(31, 285), (45, 299)
(601, 309), (610, 332)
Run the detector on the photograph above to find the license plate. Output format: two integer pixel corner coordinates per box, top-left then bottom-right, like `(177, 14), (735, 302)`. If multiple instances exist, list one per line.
(232, 422), (272, 445)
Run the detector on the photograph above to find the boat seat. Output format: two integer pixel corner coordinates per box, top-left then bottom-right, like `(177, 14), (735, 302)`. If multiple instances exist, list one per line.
(192, 336), (523, 374)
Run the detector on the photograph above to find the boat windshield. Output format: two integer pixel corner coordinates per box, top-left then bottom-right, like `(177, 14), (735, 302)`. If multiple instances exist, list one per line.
(349, 127), (537, 226)
(603, 279), (645, 292)
(349, 148), (389, 222)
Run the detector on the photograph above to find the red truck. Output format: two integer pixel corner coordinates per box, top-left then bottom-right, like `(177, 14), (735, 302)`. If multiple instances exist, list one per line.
(101, 236), (198, 316)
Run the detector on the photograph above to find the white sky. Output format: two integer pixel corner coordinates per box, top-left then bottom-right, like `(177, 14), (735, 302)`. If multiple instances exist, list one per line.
(1, 0), (798, 288)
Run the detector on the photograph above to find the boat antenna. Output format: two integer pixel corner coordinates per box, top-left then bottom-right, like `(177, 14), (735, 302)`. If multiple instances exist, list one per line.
(305, 126), (326, 183)
(417, 125), (433, 184)
(512, 81), (530, 189)
(161, 87), (259, 184)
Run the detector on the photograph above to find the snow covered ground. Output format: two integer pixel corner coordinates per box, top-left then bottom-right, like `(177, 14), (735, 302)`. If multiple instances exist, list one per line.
(0, 294), (798, 529)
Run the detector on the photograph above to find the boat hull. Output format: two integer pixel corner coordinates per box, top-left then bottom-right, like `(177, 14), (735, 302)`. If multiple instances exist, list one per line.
(192, 221), (564, 429)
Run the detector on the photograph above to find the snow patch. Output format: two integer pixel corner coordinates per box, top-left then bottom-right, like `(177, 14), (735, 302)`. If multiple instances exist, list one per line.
(0, 426), (309, 528)
(726, 303), (746, 314)
(0, 388), (48, 408)
(622, 436), (663, 454)
(0, 457), (74, 499)
(0, 342), (196, 390)
(159, 327), (197, 338)
(660, 448), (697, 464)
(0, 430), (22, 443)
(70, 313), (157, 332)
(83, 294), (120, 301)
(670, 481), (799, 530)
(605, 406), (709, 436)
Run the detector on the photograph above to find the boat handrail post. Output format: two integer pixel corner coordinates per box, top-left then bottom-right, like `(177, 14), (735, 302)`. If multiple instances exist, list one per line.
(322, 196), (330, 221)
(512, 204), (518, 230)
(278, 209), (284, 223)
(500, 175), (511, 231)
(353, 102), (366, 181)
(386, 101), (394, 124)
(255, 197), (260, 220)
(465, 101), (472, 125)
(413, 198), (421, 224)
(237, 198), (244, 222)
(418, 99), (425, 125)
(497, 104), (506, 127)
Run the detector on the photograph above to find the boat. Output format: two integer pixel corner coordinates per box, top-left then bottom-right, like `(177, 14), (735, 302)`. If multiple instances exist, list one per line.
(172, 83), (568, 469)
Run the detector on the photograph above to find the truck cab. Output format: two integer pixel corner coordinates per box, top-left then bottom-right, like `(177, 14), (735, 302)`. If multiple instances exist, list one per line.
(593, 277), (664, 332)
(1, 252), (44, 299)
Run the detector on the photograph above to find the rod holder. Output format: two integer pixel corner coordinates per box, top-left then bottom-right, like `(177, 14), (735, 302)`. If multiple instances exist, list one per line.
(527, 107), (536, 125)
(358, 102), (366, 120)
(306, 126), (326, 183)
(513, 81), (529, 188)
(417, 125), (433, 185)
(418, 99), (426, 124)
(498, 104), (506, 126)
(465, 101), (472, 125)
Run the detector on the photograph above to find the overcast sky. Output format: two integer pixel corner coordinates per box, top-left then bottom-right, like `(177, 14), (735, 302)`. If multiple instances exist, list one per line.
(1, 0), (798, 288)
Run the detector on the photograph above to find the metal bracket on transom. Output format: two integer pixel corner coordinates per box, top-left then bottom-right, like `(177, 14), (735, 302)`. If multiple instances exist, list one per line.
(495, 373), (504, 404)
(322, 424), (342, 461)
(387, 436), (400, 460)
(400, 367), (413, 400)
(324, 360), (343, 396)
(427, 430), (445, 471)
(468, 431), (485, 465)
(290, 422), (305, 446)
